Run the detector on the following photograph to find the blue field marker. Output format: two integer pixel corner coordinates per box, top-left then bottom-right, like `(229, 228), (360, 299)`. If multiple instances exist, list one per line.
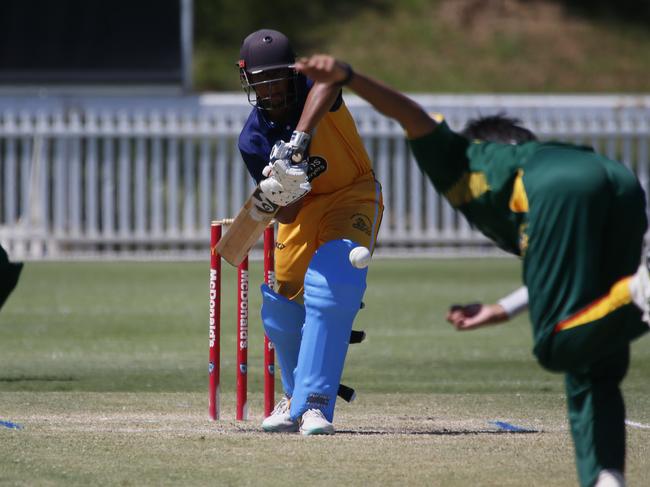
(490, 420), (535, 433)
(0, 420), (24, 430)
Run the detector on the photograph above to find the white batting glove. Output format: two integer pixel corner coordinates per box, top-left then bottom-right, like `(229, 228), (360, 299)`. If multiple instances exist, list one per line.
(269, 131), (311, 163)
(259, 158), (311, 206)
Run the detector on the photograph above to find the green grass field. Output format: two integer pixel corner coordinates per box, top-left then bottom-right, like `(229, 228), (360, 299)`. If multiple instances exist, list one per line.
(1, 259), (649, 486)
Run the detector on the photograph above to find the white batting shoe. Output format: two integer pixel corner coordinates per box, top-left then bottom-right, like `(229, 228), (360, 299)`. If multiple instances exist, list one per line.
(261, 396), (299, 433)
(299, 409), (335, 436)
(629, 248), (650, 325)
(594, 469), (625, 487)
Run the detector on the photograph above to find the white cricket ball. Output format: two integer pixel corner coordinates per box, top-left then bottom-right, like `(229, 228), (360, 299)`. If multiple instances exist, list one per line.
(349, 246), (371, 269)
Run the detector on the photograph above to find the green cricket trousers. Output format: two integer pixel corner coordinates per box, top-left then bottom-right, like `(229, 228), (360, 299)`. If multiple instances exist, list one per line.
(520, 146), (648, 487)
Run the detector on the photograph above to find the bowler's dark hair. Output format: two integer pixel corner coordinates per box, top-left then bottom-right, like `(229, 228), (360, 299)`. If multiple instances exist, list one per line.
(461, 114), (537, 144)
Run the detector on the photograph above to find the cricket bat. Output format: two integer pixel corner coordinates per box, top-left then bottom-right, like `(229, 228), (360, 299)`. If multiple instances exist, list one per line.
(215, 186), (279, 266)
(216, 156), (326, 267)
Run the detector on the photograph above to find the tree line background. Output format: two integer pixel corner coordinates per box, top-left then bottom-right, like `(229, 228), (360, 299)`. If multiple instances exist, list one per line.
(193, 0), (650, 92)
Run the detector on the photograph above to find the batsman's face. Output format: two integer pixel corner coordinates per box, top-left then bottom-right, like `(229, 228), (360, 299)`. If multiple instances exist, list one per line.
(245, 68), (295, 110)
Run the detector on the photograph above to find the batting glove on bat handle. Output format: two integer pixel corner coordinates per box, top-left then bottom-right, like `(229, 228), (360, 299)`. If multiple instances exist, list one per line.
(288, 130), (311, 163)
(259, 158), (311, 206)
(268, 132), (311, 164)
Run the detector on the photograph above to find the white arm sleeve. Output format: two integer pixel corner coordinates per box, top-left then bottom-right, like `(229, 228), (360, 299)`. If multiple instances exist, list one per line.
(497, 286), (529, 318)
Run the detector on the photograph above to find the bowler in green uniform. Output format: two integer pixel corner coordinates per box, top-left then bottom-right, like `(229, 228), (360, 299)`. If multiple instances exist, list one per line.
(296, 54), (650, 487)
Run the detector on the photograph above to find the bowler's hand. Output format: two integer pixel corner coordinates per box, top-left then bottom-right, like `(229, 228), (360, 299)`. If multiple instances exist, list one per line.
(295, 55), (351, 85)
(446, 303), (509, 331)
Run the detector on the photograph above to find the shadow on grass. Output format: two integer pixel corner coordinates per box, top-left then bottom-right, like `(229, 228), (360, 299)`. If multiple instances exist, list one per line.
(0, 375), (76, 382)
(337, 428), (540, 436)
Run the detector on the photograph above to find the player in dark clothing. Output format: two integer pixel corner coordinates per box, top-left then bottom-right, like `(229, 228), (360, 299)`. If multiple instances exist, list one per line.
(0, 244), (22, 313)
(296, 54), (649, 487)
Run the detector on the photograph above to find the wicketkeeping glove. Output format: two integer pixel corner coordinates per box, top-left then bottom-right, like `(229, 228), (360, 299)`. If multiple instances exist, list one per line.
(259, 158), (311, 206)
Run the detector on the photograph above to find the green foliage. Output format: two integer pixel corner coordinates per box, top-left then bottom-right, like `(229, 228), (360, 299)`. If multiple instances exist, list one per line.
(195, 0), (385, 48)
(193, 0), (650, 92)
(555, 0), (650, 25)
(193, 0), (389, 90)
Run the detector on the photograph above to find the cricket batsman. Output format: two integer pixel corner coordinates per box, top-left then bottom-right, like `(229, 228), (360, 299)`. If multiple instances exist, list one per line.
(296, 54), (649, 486)
(236, 30), (383, 435)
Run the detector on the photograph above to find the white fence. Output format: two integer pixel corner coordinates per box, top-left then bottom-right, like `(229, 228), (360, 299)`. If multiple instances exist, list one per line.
(0, 93), (649, 259)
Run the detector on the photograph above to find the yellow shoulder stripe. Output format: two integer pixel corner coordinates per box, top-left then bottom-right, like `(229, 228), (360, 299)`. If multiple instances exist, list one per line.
(444, 172), (490, 207)
(509, 170), (529, 213)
